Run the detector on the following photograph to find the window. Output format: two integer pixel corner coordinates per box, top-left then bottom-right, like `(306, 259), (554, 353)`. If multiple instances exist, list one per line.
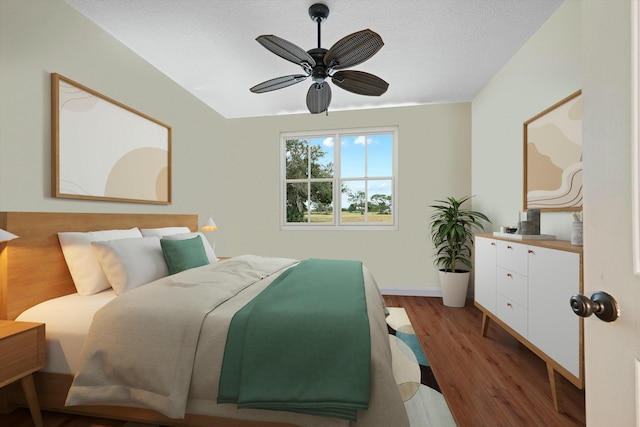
(281, 127), (397, 230)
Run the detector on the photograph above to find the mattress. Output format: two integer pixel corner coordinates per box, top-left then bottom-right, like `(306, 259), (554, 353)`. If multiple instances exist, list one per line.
(16, 290), (116, 374)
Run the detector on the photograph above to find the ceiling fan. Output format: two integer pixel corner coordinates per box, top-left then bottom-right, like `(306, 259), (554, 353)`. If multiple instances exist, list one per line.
(250, 3), (389, 114)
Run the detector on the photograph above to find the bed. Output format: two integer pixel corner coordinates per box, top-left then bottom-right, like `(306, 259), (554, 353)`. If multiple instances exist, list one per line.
(0, 212), (409, 427)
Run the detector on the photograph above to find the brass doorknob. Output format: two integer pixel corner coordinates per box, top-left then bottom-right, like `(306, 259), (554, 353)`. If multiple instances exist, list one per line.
(569, 291), (619, 322)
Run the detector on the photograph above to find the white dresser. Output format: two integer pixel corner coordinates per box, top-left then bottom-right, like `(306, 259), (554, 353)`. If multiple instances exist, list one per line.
(474, 234), (582, 412)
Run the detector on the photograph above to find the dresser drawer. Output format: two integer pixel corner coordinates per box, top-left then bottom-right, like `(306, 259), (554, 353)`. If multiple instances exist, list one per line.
(496, 294), (527, 338)
(496, 241), (528, 276)
(496, 267), (528, 307)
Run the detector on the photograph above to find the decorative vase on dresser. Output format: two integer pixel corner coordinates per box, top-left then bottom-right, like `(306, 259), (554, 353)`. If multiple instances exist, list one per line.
(474, 234), (582, 413)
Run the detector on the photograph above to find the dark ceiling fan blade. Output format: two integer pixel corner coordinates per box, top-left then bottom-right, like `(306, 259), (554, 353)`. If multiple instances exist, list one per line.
(332, 70), (389, 96)
(306, 83), (332, 114)
(256, 35), (316, 67)
(323, 29), (384, 70)
(250, 74), (308, 93)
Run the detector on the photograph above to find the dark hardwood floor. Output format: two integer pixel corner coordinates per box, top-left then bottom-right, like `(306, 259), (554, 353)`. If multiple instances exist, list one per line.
(384, 295), (586, 427)
(1, 296), (585, 427)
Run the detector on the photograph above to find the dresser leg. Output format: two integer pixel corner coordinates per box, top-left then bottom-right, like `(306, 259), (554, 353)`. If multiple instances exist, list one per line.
(546, 363), (564, 413)
(481, 313), (490, 337)
(20, 374), (43, 427)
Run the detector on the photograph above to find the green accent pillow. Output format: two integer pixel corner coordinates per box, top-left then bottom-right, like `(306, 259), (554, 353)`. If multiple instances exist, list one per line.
(160, 235), (209, 275)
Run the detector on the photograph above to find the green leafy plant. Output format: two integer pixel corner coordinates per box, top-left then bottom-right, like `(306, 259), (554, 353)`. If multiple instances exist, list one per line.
(429, 196), (490, 273)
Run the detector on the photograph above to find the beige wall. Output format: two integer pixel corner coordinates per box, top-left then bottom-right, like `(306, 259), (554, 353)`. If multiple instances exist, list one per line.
(0, 0), (228, 230)
(472, 0), (582, 239)
(226, 104), (471, 290)
(0, 0), (472, 291)
(0, 0), (583, 292)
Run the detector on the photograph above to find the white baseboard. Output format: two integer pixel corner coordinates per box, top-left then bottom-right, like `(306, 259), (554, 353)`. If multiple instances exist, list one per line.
(379, 287), (443, 297)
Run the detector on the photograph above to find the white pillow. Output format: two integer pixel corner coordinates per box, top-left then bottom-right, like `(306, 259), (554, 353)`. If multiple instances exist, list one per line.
(140, 227), (191, 237)
(58, 228), (143, 295)
(91, 236), (169, 295)
(161, 232), (217, 263)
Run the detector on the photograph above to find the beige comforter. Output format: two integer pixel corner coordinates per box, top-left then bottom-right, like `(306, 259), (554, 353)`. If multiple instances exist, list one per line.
(65, 255), (409, 427)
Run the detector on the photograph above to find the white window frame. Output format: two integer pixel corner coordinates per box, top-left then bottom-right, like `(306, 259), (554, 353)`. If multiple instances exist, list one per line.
(280, 126), (398, 231)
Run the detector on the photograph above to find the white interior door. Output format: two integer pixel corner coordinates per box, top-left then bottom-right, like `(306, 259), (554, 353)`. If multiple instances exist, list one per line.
(583, 1), (639, 425)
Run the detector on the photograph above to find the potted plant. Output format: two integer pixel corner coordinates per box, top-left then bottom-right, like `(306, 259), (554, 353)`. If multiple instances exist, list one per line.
(429, 196), (490, 307)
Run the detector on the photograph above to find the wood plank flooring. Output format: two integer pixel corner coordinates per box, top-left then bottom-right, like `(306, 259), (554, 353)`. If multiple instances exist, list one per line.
(0, 296), (585, 427)
(384, 295), (586, 427)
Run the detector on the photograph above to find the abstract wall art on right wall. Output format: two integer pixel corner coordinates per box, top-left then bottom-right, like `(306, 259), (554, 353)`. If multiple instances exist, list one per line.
(523, 90), (582, 211)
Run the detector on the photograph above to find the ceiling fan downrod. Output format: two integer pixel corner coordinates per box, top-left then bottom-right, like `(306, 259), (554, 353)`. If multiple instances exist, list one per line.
(308, 3), (329, 49)
(308, 4), (330, 84)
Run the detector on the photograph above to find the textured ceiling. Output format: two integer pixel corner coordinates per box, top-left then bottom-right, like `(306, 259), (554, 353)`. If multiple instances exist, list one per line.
(66, 0), (564, 119)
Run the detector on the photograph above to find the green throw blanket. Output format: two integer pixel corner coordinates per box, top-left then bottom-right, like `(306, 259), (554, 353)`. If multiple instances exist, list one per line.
(218, 258), (371, 421)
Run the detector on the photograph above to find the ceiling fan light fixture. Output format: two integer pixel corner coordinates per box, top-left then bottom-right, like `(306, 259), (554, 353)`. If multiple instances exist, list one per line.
(251, 3), (388, 114)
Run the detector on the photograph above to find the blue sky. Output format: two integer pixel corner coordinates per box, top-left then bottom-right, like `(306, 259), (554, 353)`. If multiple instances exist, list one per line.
(312, 133), (393, 208)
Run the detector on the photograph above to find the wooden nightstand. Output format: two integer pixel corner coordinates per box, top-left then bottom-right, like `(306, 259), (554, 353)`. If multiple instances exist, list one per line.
(0, 320), (45, 427)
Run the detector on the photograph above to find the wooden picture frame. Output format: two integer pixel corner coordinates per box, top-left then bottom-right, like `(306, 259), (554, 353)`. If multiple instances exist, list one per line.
(51, 73), (172, 204)
(523, 90), (582, 211)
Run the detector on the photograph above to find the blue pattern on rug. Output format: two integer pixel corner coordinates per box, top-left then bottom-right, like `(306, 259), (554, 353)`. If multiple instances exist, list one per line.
(387, 307), (456, 426)
(388, 322), (441, 393)
(395, 330), (430, 366)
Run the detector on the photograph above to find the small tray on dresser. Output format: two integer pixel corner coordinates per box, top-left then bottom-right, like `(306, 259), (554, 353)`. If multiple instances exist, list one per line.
(493, 231), (556, 240)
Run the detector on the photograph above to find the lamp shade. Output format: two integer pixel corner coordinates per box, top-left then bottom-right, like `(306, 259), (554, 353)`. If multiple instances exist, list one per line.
(0, 228), (18, 242)
(202, 216), (217, 232)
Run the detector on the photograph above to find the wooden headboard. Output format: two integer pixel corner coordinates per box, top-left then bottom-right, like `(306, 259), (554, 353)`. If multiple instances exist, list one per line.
(0, 212), (198, 320)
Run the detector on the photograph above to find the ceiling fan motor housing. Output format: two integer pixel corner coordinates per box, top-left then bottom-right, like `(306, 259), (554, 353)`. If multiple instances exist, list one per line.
(308, 48), (329, 83)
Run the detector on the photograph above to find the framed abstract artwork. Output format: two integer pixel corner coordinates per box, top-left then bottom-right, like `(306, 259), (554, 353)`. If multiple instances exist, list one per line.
(51, 73), (171, 204)
(523, 90), (582, 211)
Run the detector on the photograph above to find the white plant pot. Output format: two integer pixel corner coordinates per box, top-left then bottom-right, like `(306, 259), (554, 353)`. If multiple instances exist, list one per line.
(439, 270), (471, 308)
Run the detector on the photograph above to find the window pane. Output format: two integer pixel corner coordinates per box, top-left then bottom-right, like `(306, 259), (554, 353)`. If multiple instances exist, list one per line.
(340, 135), (365, 178)
(341, 180), (366, 223)
(367, 134), (393, 177)
(309, 182), (333, 223)
(282, 127), (396, 229)
(286, 182), (308, 223)
(286, 139), (309, 179)
(368, 180), (393, 223)
(310, 137), (334, 179)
